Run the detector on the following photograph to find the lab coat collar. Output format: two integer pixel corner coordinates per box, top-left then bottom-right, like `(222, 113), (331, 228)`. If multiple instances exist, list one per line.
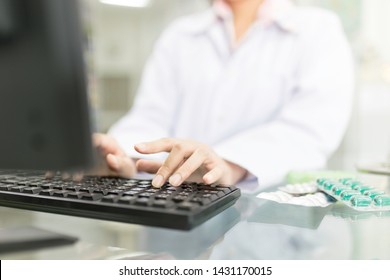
(191, 0), (299, 34)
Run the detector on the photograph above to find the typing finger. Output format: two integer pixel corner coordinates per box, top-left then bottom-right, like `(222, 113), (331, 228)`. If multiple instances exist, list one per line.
(94, 133), (125, 156)
(203, 166), (224, 184)
(136, 159), (162, 174)
(152, 143), (193, 188)
(71, 172), (84, 182)
(135, 138), (176, 154)
(106, 154), (135, 178)
(61, 172), (72, 180)
(45, 171), (55, 179)
(168, 149), (207, 186)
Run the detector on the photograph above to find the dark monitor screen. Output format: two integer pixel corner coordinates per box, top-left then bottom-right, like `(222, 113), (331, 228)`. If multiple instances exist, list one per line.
(0, 0), (94, 171)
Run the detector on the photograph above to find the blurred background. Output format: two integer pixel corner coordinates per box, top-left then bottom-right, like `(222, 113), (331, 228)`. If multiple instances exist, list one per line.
(82, 0), (390, 173)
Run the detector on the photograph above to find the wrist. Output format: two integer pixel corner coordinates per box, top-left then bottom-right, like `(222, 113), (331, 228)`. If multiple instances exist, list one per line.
(225, 160), (247, 184)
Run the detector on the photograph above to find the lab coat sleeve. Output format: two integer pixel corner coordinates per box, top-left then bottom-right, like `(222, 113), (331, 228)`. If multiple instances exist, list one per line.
(108, 27), (179, 158)
(214, 14), (355, 187)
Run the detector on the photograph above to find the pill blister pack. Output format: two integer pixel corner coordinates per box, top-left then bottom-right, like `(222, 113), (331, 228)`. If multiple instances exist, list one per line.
(278, 182), (318, 195)
(257, 190), (332, 207)
(256, 182), (333, 207)
(316, 178), (390, 212)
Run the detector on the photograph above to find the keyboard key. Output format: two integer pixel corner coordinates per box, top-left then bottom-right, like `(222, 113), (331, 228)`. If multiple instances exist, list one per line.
(202, 189), (219, 194)
(116, 186), (130, 191)
(22, 187), (42, 194)
(41, 184), (52, 189)
(102, 194), (119, 203)
(138, 192), (153, 198)
(159, 189), (175, 194)
(200, 193), (217, 199)
(155, 194), (170, 200)
(0, 175), (14, 180)
(122, 182), (137, 187)
(172, 195), (187, 202)
(138, 180), (152, 185)
(118, 196), (136, 204)
(191, 197), (211, 205)
(66, 186), (80, 192)
(145, 188), (160, 193)
(135, 197), (150, 206)
(123, 190), (139, 196)
(81, 193), (103, 201)
(92, 189), (108, 195)
(0, 185), (13, 191)
(177, 202), (199, 211)
(217, 184), (236, 191)
(176, 192), (190, 197)
(152, 200), (174, 208)
(128, 179), (140, 184)
(3, 180), (18, 184)
(215, 187), (231, 194)
(67, 192), (84, 199)
(107, 190), (124, 195)
(130, 187), (144, 192)
(53, 190), (71, 197)
(40, 190), (56, 196)
(10, 186), (25, 192)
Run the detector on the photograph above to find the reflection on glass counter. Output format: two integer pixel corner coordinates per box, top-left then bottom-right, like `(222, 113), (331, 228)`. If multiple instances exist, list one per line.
(1, 188), (390, 260)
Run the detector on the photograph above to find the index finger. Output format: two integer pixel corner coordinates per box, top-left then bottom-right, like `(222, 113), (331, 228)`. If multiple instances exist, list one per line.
(135, 138), (176, 154)
(93, 134), (125, 156)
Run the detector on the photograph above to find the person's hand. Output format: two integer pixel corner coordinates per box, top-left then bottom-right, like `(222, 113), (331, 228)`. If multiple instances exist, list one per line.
(46, 133), (136, 180)
(134, 138), (247, 188)
(92, 133), (136, 178)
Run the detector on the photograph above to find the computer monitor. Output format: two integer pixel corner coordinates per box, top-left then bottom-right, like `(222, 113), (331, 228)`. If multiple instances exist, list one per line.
(0, 0), (94, 171)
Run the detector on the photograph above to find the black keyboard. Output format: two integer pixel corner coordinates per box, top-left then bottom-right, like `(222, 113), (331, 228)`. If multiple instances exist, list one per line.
(0, 171), (240, 230)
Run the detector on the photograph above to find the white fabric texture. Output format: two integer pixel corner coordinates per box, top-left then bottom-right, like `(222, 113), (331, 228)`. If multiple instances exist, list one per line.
(109, 0), (354, 187)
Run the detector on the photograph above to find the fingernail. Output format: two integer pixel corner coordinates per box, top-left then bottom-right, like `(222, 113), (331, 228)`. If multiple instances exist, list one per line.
(152, 174), (164, 188)
(136, 143), (147, 150)
(110, 155), (119, 170)
(169, 174), (182, 186)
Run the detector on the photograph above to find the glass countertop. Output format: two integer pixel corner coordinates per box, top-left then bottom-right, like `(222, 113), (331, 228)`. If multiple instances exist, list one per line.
(1, 176), (390, 260)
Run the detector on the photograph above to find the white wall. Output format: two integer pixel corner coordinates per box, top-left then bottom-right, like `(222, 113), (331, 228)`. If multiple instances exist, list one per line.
(86, 0), (209, 130)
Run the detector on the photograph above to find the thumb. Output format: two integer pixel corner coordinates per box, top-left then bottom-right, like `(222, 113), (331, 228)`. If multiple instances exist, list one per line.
(106, 154), (136, 178)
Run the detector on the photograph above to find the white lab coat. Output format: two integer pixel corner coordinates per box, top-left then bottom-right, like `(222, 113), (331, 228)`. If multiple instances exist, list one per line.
(109, 1), (354, 187)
